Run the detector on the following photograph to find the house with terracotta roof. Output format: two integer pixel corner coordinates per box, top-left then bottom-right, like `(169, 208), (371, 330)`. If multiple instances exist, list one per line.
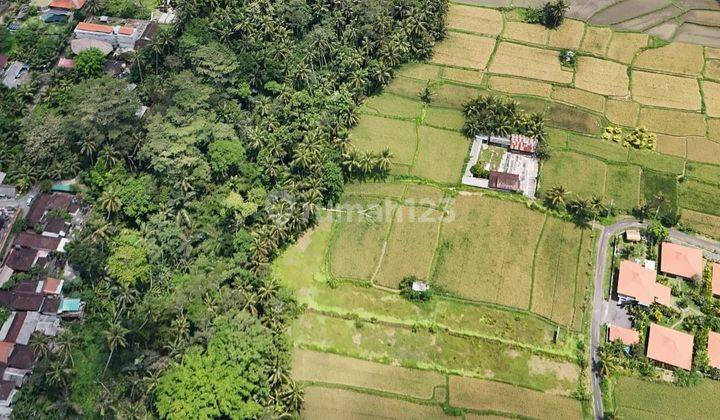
(646, 323), (694, 370)
(712, 263), (720, 297)
(607, 325), (640, 346)
(488, 171), (520, 192)
(74, 19), (148, 50)
(48, 0), (85, 12)
(708, 331), (720, 370)
(508, 134), (538, 154)
(616, 260), (671, 306)
(660, 242), (704, 280)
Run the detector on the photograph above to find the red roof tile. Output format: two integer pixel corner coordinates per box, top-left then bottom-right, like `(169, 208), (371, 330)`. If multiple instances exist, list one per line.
(49, 0), (85, 9)
(76, 22), (112, 33)
(0, 343), (14, 364)
(708, 331), (720, 369)
(660, 242), (704, 279)
(608, 325), (640, 346)
(713, 263), (720, 297)
(118, 27), (134, 35)
(646, 323), (694, 370)
(42, 278), (62, 295)
(616, 260), (669, 306)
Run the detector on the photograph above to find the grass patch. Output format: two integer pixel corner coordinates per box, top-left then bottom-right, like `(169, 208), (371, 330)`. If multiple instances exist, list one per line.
(640, 170), (678, 220)
(615, 376), (720, 419)
(679, 179), (720, 217)
(567, 133), (629, 163)
(292, 312), (578, 393)
(423, 106), (465, 130)
(293, 349), (444, 399)
(604, 165), (641, 210)
(539, 151), (607, 198)
(546, 103), (602, 134)
(449, 375), (582, 419)
(432, 195), (545, 309)
(531, 218), (585, 326)
(302, 386), (448, 419)
(351, 114), (418, 165)
(374, 206), (441, 288)
(360, 94), (424, 119)
(686, 162), (720, 185)
(411, 126), (469, 183)
(628, 149), (685, 174)
(328, 197), (396, 280)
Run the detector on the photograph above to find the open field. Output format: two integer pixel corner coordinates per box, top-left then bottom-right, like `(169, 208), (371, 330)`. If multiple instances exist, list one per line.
(293, 349), (444, 399)
(431, 32), (495, 70)
(681, 210), (720, 240)
(539, 151), (607, 198)
(351, 115), (417, 165)
(489, 42), (573, 84)
(449, 376), (582, 419)
(614, 377), (720, 419)
(302, 386), (450, 420)
(631, 71), (701, 110)
(432, 195), (545, 309)
(292, 312), (579, 393)
(411, 126), (469, 183)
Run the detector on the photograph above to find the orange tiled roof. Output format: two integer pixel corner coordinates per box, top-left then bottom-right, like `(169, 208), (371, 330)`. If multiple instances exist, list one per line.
(49, 0), (85, 9)
(608, 325), (640, 346)
(712, 263), (720, 296)
(0, 342), (14, 364)
(118, 27), (134, 35)
(617, 260), (667, 306)
(646, 323), (694, 370)
(75, 22), (113, 34)
(660, 242), (704, 279)
(708, 331), (720, 369)
(42, 278), (62, 295)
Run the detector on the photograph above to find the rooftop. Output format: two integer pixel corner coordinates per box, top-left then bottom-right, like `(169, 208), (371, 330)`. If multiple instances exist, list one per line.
(48, 0), (85, 10)
(608, 325), (640, 346)
(13, 232), (61, 251)
(508, 134), (537, 154)
(660, 242), (704, 279)
(488, 171), (520, 192)
(713, 263), (720, 297)
(4, 248), (37, 272)
(616, 260), (668, 306)
(708, 331), (720, 370)
(646, 323), (694, 370)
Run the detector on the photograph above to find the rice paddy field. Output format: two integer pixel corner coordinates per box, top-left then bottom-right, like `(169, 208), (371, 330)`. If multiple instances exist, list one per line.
(613, 377), (720, 419)
(278, 3), (720, 418)
(351, 2), (720, 239)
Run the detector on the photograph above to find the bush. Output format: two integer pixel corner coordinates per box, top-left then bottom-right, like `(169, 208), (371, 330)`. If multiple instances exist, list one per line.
(520, 7), (543, 24)
(399, 275), (431, 302)
(674, 369), (702, 387)
(559, 49), (576, 68)
(75, 48), (105, 79)
(470, 162), (489, 178)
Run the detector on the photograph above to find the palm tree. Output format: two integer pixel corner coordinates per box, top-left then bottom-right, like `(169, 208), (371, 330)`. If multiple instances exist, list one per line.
(103, 320), (129, 374)
(377, 148), (394, 173)
(79, 138), (97, 164)
(99, 187), (122, 219)
(30, 331), (50, 361)
(55, 330), (76, 367)
(545, 186), (567, 209)
(282, 379), (304, 413)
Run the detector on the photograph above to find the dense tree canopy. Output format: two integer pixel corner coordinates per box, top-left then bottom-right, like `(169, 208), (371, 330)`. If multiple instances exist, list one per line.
(6, 0), (449, 417)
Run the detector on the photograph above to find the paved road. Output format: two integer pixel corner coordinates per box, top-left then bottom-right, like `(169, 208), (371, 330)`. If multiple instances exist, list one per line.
(589, 219), (720, 419)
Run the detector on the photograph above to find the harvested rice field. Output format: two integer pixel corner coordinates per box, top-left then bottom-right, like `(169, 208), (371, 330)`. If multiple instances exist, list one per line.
(631, 71), (701, 110)
(681, 210), (720, 240)
(547, 19), (585, 50)
(633, 42), (705, 75)
(502, 21), (549, 45)
(580, 26), (613, 55)
(350, 114), (418, 165)
(605, 99), (640, 127)
(489, 42), (573, 84)
(488, 75), (552, 97)
(637, 108), (707, 136)
(614, 377), (720, 419)
(431, 32), (496, 70)
(551, 86), (606, 113)
(410, 126), (469, 183)
(446, 4), (503, 36)
(574, 57), (629, 96)
(702, 81), (720, 118)
(605, 32), (647, 63)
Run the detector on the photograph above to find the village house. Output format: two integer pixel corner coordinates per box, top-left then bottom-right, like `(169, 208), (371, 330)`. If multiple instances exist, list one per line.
(616, 260), (671, 306)
(607, 325), (640, 346)
(47, 0), (85, 13)
(646, 323), (694, 370)
(73, 18), (159, 51)
(659, 242), (704, 280)
(488, 171), (521, 192)
(708, 331), (720, 370)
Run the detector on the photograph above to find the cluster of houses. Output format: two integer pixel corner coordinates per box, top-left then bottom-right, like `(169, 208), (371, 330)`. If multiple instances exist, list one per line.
(0, 192), (86, 415)
(2, 0), (168, 89)
(608, 238), (720, 371)
(462, 134), (540, 198)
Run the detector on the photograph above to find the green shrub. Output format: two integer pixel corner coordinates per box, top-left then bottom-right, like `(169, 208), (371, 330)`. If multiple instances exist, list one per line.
(470, 162), (489, 178)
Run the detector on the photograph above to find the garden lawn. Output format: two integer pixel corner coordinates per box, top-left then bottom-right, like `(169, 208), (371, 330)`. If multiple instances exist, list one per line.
(431, 195), (545, 309)
(531, 218), (584, 326)
(351, 114), (417, 165)
(615, 376), (720, 419)
(292, 312), (579, 393)
(539, 151), (607, 199)
(374, 206), (442, 288)
(410, 126), (469, 183)
(328, 197), (396, 280)
(449, 376), (582, 419)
